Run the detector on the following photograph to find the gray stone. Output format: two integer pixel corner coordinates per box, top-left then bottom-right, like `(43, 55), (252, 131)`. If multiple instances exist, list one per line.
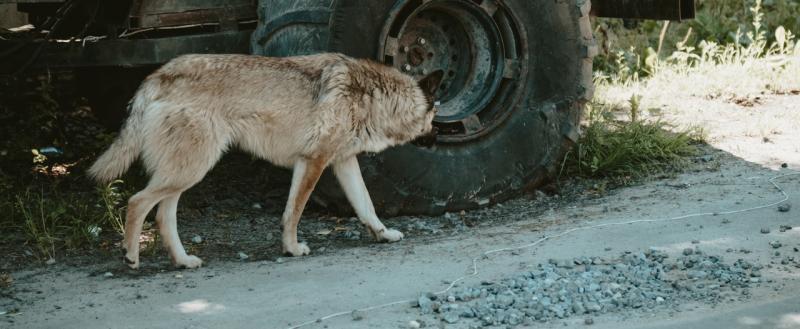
(191, 235), (203, 244)
(443, 312), (459, 324)
(351, 310), (365, 321)
(418, 296), (434, 314)
(761, 227), (771, 234)
(770, 241), (782, 249)
(778, 203), (791, 212)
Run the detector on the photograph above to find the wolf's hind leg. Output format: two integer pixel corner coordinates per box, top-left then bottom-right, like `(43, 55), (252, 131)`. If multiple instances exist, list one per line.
(156, 192), (202, 269)
(333, 156), (404, 242)
(281, 156), (329, 256)
(123, 187), (171, 269)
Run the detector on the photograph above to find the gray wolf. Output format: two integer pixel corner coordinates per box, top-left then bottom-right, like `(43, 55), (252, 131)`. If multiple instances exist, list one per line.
(89, 53), (442, 269)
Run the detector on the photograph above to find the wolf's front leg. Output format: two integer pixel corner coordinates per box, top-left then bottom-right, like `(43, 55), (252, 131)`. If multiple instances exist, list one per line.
(333, 156), (404, 242)
(281, 157), (329, 256)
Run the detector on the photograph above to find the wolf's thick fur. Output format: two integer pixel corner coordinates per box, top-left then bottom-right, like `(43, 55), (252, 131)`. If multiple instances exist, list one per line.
(89, 53), (441, 269)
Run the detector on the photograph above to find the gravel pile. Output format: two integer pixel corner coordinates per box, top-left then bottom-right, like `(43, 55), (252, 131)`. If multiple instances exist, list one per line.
(414, 247), (763, 327)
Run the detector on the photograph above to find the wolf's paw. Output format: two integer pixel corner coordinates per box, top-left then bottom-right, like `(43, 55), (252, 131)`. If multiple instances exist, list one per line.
(283, 242), (311, 257)
(123, 254), (140, 270)
(175, 255), (203, 269)
(377, 228), (404, 242)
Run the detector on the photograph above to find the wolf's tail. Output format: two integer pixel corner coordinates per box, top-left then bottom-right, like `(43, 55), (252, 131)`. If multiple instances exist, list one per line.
(88, 94), (146, 184)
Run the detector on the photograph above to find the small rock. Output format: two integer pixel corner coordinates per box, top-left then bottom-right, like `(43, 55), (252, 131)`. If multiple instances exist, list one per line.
(700, 155), (714, 162)
(656, 297), (665, 303)
(585, 318), (595, 325)
(191, 235), (203, 244)
(45, 258), (56, 265)
(252, 203), (262, 209)
(447, 296), (456, 303)
(103, 272), (113, 278)
(683, 248), (694, 256)
(237, 252), (249, 260)
(351, 310), (364, 321)
(761, 227), (771, 234)
(779, 225), (792, 232)
(691, 240), (700, 244)
(443, 312), (459, 324)
(418, 296), (434, 314)
(782, 163), (789, 168)
(770, 241), (782, 249)
(174, 274), (183, 279)
(408, 320), (421, 329)
(722, 218), (730, 224)
(778, 204), (791, 213)
(585, 302), (601, 312)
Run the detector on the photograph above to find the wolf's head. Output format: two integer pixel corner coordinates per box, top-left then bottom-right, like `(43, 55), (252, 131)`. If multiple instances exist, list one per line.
(377, 69), (443, 149)
(410, 71), (444, 147)
(344, 60), (443, 153)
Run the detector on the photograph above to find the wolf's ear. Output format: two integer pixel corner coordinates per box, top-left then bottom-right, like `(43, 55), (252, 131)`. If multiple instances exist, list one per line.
(417, 70), (444, 99)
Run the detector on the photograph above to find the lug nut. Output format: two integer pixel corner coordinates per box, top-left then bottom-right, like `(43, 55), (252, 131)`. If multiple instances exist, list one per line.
(402, 64), (412, 72)
(418, 38), (427, 45)
(421, 69), (428, 75)
(402, 46), (410, 53)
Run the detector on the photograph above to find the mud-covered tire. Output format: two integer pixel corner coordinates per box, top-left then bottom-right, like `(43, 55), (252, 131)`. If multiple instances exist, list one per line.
(250, 0), (335, 56)
(253, 0), (596, 216)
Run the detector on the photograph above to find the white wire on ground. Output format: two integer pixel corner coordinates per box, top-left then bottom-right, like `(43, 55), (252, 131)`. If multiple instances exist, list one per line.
(286, 172), (798, 329)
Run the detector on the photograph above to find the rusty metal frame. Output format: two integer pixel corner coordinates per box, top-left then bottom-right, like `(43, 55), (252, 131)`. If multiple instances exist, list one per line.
(130, 0), (256, 29)
(0, 30), (252, 71)
(0, 1), (64, 3)
(591, 0), (695, 21)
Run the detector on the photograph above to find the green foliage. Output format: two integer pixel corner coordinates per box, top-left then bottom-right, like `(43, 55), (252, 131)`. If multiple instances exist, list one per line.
(594, 0), (800, 82)
(0, 74), (130, 260)
(565, 101), (700, 183)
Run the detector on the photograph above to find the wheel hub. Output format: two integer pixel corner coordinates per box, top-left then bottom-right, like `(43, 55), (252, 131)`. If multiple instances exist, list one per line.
(380, 0), (525, 142)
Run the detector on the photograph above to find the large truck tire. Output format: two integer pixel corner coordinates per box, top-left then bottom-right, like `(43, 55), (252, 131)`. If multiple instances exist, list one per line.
(252, 0), (596, 216)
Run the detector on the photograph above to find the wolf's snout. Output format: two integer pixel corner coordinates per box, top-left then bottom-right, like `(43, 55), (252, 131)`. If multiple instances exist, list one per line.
(412, 126), (438, 147)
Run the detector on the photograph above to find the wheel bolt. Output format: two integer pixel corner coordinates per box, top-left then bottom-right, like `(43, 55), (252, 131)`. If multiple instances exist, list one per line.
(421, 69), (428, 75)
(418, 38), (427, 45)
(402, 64), (412, 72)
(402, 46), (410, 53)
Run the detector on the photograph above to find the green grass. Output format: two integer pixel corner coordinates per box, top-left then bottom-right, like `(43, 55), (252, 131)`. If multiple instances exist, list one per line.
(594, 0), (800, 84)
(0, 73), (131, 261)
(563, 100), (701, 183)
(573, 0), (799, 182)
(5, 181), (129, 261)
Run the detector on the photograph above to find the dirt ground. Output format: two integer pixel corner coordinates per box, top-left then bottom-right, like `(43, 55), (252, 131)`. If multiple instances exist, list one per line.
(1, 93), (799, 328)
